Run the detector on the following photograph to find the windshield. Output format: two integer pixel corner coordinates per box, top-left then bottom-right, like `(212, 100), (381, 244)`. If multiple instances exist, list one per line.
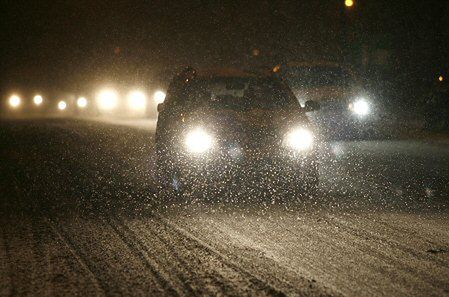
(285, 66), (354, 88)
(182, 77), (298, 110)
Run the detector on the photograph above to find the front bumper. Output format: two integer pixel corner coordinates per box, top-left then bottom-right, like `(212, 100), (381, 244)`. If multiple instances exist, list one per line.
(161, 148), (318, 191)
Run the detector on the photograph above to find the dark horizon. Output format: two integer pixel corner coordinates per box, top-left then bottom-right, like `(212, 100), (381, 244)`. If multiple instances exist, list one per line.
(1, 0), (448, 95)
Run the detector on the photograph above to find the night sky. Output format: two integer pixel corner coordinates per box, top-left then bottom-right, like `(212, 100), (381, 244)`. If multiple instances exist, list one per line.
(1, 0), (448, 96)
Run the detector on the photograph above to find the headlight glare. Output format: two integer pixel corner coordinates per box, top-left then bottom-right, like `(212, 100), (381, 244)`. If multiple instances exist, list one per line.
(97, 89), (118, 111)
(9, 95), (21, 108)
(285, 128), (314, 151)
(154, 90), (166, 104)
(77, 97), (88, 108)
(58, 100), (67, 110)
(185, 128), (213, 154)
(350, 98), (370, 116)
(127, 90), (147, 111)
(33, 95), (43, 106)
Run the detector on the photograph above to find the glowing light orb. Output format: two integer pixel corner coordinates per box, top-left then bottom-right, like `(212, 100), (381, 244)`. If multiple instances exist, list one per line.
(185, 128), (213, 153)
(58, 100), (67, 110)
(97, 89), (118, 111)
(154, 90), (166, 104)
(127, 90), (147, 111)
(8, 95), (21, 108)
(285, 128), (314, 151)
(345, 0), (354, 7)
(77, 97), (88, 108)
(33, 95), (43, 106)
(351, 99), (370, 116)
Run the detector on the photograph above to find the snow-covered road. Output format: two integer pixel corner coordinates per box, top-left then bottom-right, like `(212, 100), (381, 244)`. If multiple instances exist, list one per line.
(1, 119), (448, 296)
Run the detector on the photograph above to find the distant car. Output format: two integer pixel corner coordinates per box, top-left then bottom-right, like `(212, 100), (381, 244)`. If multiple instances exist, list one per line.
(279, 61), (379, 138)
(155, 67), (320, 197)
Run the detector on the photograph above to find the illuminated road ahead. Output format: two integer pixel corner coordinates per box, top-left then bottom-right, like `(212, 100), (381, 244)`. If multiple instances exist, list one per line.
(1, 119), (448, 296)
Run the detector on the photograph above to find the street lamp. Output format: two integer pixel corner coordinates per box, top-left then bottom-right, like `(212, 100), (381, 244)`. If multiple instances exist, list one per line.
(345, 0), (354, 7)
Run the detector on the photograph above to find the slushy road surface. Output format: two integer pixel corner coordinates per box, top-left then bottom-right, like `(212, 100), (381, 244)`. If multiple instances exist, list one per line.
(1, 119), (448, 296)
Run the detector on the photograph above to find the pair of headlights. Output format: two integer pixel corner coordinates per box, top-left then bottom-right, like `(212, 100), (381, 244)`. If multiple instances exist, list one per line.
(184, 127), (314, 154)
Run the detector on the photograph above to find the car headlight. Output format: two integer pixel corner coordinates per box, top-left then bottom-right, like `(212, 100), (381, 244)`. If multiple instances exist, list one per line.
(185, 128), (214, 153)
(58, 100), (67, 110)
(284, 128), (314, 151)
(350, 98), (370, 116)
(154, 90), (166, 104)
(97, 89), (118, 111)
(77, 97), (88, 108)
(127, 90), (147, 111)
(33, 95), (43, 106)
(8, 95), (21, 108)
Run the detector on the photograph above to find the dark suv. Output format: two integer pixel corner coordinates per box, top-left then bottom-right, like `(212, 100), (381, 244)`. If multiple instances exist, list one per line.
(155, 67), (320, 197)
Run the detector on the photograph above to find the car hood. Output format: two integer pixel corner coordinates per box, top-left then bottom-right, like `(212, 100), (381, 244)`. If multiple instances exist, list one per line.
(291, 86), (360, 104)
(187, 106), (307, 128)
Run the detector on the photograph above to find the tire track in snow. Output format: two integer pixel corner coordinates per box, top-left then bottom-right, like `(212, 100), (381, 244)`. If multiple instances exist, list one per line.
(46, 218), (105, 295)
(275, 216), (412, 296)
(193, 212), (351, 296)
(323, 214), (449, 293)
(326, 214), (449, 269)
(130, 218), (262, 296)
(106, 218), (182, 296)
(157, 215), (289, 296)
(262, 212), (448, 296)
(124, 219), (227, 296)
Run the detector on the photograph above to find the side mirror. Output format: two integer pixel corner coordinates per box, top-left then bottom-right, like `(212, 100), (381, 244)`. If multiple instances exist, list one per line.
(304, 100), (320, 112)
(157, 103), (165, 113)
